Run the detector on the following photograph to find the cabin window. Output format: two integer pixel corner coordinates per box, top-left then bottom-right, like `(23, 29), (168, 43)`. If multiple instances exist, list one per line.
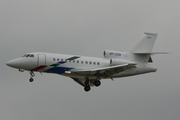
(93, 62), (96, 65)
(69, 60), (71, 63)
(89, 61), (92, 65)
(61, 59), (63, 61)
(86, 61), (88, 64)
(81, 61), (83, 64)
(97, 62), (100, 65)
(53, 58), (56, 61)
(57, 58), (59, 61)
(73, 60), (75, 63)
(77, 60), (79, 63)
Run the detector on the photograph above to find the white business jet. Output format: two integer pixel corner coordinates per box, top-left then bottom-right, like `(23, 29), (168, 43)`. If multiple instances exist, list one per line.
(6, 32), (165, 92)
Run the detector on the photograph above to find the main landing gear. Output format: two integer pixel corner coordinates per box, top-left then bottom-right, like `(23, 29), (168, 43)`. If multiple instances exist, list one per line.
(29, 71), (35, 82)
(84, 79), (101, 92)
(94, 80), (101, 87)
(84, 79), (91, 92)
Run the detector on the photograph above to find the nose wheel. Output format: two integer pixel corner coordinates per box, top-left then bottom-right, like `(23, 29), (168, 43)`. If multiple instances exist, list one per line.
(29, 71), (35, 82)
(29, 78), (34, 82)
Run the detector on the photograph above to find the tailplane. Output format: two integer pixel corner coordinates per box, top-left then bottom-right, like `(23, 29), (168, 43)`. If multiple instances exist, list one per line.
(130, 32), (167, 63)
(104, 32), (167, 63)
(130, 32), (158, 63)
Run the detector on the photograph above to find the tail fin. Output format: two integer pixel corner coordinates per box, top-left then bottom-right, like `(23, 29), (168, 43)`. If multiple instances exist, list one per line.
(129, 32), (158, 63)
(130, 32), (158, 53)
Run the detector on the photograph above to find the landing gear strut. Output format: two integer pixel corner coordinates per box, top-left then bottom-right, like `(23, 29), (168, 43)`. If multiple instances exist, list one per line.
(94, 75), (101, 87)
(84, 79), (91, 92)
(29, 71), (35, 82)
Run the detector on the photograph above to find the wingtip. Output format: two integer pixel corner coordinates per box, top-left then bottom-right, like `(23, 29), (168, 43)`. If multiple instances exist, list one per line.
(144, 32), (158, 36)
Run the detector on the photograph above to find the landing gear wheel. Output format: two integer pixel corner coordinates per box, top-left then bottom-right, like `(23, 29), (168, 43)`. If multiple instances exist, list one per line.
(84, 86), (91, 92)
(29, 78), (34, 82)
(29, 71), (35, 82)
(94, 80), (101, 87)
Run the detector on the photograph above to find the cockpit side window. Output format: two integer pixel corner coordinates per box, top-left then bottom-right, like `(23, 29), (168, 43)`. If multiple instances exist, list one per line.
(22, 54), (34, 58)
(22, 54), (27, 57)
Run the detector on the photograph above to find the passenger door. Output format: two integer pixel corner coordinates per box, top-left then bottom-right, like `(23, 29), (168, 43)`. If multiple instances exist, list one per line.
(38, 54), (46, 66)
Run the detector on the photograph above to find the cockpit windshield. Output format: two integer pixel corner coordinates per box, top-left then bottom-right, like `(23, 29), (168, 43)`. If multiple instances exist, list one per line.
(30, 54), (34, 57)
(22, 54), (34, 57)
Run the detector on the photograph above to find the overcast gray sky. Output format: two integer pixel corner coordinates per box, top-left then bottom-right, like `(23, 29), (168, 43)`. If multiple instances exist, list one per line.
(0, 0), (180, 120)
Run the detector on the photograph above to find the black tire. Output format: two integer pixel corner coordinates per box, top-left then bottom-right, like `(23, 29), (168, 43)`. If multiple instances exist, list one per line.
(94, 80), (101, 87)
(29, 78), (34, 82)
(84, 86), (91, 92)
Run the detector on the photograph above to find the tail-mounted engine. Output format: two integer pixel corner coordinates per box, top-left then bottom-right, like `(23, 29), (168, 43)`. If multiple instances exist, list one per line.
(104, 50), (127, 58)
(104, 50), (133, 65)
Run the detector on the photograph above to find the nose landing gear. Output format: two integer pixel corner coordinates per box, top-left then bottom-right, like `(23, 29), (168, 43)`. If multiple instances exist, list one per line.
(29, 71), (35, 82)
(29, 78), (34, 82)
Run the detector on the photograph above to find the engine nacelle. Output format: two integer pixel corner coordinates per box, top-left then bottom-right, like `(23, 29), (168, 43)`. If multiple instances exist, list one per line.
(103, 50), (127, 58)
(104, 50), (134, 65)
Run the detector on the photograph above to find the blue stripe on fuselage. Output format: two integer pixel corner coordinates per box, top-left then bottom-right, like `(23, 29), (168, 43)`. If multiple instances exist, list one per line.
(58, 61), (66, 64)
(44, 67), (73, 74)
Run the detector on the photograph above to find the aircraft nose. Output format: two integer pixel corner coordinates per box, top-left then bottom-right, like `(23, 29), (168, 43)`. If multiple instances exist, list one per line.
(6, 59), (22, 68)
(6, 61), (11, 67)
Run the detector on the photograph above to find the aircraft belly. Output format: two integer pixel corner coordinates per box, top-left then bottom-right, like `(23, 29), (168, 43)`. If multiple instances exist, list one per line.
(112, 64), (157, 78)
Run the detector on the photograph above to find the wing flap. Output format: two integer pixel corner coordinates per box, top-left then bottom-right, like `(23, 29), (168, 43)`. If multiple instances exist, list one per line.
(71, 64), (127, 72)
(70, 63), (136, 87)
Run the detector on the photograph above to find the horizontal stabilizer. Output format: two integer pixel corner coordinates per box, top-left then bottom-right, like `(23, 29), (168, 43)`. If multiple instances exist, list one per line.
(133, 52), (169, 55)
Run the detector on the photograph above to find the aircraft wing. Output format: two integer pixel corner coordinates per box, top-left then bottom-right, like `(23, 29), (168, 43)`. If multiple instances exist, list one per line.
(71, 63), (136, 78)
(70, 63), (136, 87)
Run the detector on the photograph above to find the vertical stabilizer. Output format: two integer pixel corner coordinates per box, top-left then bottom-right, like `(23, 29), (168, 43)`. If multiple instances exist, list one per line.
(130, 32), (158, 53)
